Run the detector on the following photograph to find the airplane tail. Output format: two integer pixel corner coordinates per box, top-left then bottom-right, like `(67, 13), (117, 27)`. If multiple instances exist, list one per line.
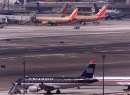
(96, 4), (108, 20)
(93, 3), (99, 14)
(60, 3), (68, 16)
(68, 8), (78, 21)
(80, 58), (96, 78)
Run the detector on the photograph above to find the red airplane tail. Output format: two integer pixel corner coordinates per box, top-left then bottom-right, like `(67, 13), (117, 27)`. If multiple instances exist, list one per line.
(68, 8), (78, 21)
(96, 4), (108, 20)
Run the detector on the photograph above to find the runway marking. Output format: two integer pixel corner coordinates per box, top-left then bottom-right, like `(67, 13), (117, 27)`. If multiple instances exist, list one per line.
(0, 30), (130, 40)
(0, 25), (130, 40)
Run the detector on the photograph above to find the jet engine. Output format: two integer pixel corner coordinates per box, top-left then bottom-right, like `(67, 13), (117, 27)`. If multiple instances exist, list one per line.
(28, 85), (40, 92)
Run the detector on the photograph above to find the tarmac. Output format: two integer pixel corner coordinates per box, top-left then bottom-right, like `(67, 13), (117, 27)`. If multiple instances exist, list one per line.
(0, 21), (130, 40)
(0, 86), (128, 95)
(0, 20), (130, 56)
(0, 20), (130, 95)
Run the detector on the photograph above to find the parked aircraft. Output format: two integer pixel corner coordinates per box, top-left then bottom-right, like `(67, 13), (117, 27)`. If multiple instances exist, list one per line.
(8, 58), (98, 94)
(0, 14), (33, 24)
(105, 9), (124, 20)
(35, 8), (78, 26)
(97, 76), (130, 94)
(93, 4), (124, 20)
(58, 3), (68, 17)
(75, 4), (108, 25)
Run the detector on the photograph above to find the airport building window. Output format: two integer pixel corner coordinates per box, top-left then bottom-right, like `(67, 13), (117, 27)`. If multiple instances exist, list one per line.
(108, 0), (128, 4)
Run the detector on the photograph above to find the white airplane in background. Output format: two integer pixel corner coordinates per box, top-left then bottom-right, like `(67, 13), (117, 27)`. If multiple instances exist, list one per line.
(96, 76), (130, 94)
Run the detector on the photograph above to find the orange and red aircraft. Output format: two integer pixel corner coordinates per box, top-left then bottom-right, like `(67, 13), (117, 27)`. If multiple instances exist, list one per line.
(36, 8), (78, 25)
(75, 4), (109, 24)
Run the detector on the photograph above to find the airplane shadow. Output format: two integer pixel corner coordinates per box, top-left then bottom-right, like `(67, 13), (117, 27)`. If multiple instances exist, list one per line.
(37, 92), (83, 95)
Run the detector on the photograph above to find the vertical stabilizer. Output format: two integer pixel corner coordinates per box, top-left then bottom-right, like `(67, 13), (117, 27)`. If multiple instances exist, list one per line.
(80, 58), (96, 78)
(68, 8), (78, 21)
(96, 4), (108, 20)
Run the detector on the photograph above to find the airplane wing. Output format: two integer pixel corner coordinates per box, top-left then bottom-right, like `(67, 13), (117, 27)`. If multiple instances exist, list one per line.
(43, 83), (60, 89)
(96, 77), (130, 85)
(117, 82), (130, 86)
(37, 83), (62, 92)
(117, 82), (130, 91)
(24, 83), (59, 92)
(96, 77), (130, 91)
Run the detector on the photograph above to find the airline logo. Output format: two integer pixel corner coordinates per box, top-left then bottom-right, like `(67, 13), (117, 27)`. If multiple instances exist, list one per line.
(69, 8), (78, 21)
(96, 4), (109, 20)
(86, 68), (94, 74)
(86, 58), (96, 74)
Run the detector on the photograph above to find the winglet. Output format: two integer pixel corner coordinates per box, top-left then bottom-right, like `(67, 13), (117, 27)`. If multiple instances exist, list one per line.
(69, 8), (78, 21)
(96, 4), (109, 20)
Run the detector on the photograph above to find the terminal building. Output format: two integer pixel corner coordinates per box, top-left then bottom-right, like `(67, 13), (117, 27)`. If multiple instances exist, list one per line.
(0, 0), (130, 17)
(108, 0), (130, 5)
(25, 0), (130, 4)
(1, 0), (130, 4)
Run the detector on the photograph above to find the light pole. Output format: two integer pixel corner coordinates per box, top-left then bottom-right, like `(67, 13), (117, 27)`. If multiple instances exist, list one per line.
(22, 60), (26, 78)
(7, 0), (9, 10)
(22, 58), (27, 94)
(102, 54), (106, 95)
(23, 0), (27, 7)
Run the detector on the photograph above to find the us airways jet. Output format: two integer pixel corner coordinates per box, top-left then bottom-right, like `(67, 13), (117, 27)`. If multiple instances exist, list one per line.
(76, 4), (108, 25)
(35, 8), (78, 26)
(9, 58), (98, 94)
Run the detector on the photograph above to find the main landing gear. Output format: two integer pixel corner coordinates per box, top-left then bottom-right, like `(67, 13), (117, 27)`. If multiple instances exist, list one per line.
(56, 89), (61, 94)
(123, 86), (130, 95)
(46, 90), (51, 94)
(46, 89), (61, 94)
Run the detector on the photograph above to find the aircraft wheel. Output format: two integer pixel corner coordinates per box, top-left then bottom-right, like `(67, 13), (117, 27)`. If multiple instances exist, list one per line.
(46, 90), (51, 94)
(23, 89), (27, 94)
(56, 89), (61, 94)
(74, 25), (80, 29)
(77, 86), (80, 89)
(82, 22), (86, 25)
(93, 21), (100, 24)
(0, 24), (4, 28)
(15, 89), (21, 94)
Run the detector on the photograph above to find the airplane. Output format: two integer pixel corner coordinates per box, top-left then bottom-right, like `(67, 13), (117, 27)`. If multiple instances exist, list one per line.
(35, 8), (78, 26)
(105, 9), (125, 20)
(75, 4), (109, 25)
(8, 58), (98, 94)
(96, 76), (130, 94)
(92, 4), (124, 20)
(58, 3), (68, 17)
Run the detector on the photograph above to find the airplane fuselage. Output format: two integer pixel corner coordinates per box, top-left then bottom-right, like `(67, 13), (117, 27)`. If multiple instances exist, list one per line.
(17, 77), (98, 89)
(36, 16), (70, 22)
(76, 15), (98, 22)
(76, 15), (106, 23)
(8, 58), (97, 94)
